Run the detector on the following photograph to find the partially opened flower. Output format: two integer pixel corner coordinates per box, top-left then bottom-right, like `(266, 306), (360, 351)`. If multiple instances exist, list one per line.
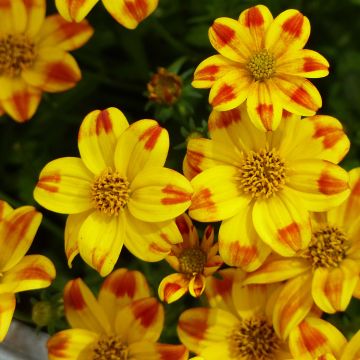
(47, 268), (188, 360)
(185, 107), (350, 270)
(0, 201), (56, 341)
(34, 108), (193, 276)
(0, 0), (93, 122)
(158, 213), (223, 303)
(55, 0), (158, 29)
(193, 5), (329, 131)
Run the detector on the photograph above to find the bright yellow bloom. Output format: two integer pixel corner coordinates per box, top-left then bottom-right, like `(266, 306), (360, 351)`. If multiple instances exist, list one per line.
(185, 107), (350, 271)
(55, 0), (158, 29)
(178, 269), (293, 359)
(47, 268), (188, 360)
(193, 5), (329, 131)
(0, 0), (93, 122)
(33, 108), (193, 276)
(0, 201), (56, 341)
(158, 213), (223, 303)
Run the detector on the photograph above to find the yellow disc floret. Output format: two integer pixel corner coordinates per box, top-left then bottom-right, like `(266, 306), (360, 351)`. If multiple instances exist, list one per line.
(93, 335), (128, 360)
(179, 248), (207, 275)
(247, 49), (275, 81)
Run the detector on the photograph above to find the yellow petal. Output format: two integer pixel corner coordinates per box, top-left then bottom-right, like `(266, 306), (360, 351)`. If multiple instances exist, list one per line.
(0, 293), (16, 342)
(158, 273), (189, 303)
(341, 329), (360, 360)
(128, 342), (188, 360)
(0, 0), (27, 33)
(176, 213), (199, 248)
(189, 274), (206, 298)
(55, 0), (98, 22)
(24, 0), (46, 37)
(0, 201), (13, 220)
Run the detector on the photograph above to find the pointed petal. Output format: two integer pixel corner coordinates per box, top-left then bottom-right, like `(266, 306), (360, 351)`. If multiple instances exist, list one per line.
(158, 273), (189, 303)
(0, 201), (13, 220)
(0, 293), (16, 342)
(201, 225), (215, 253)
(34, 157), (93, 214)
(176, 213), (199, 248)
(23, 0), (46, 37)
(341, 329), (360, 360)
(78, 211), (125, 277)
(78, 108), (129, 174)
(189, 274), (206, 298)
(63, 278), (111, 334)
(54, 0), (98, 22)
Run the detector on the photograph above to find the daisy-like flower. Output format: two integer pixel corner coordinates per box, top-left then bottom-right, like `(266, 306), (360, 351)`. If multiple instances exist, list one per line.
(0, 201), (56, 341)
(0, 0), (93, 122)
(33, 107), (193, 276)
(185, 107), (350, 271)
(178, 269), (293, 359)
(158, 213), (223, 303)
(55, 0), (158, 29)
(243, 168), (360, 339)
(193, 5), (329, 131)
(47, 268), (188, 360)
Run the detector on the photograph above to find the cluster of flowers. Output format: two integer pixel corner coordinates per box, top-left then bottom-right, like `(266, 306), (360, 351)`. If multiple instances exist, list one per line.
(1, 1), (360, 359)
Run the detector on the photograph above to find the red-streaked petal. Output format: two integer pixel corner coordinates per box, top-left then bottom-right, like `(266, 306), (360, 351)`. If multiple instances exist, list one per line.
(0, 293), (16, 342)
(24, 0), (46, 37)
(189, 274), (206, 298)
(54, 0), (98, 22)
(102, 0), (159, 29)
(36, 14), (93, 51)
(201, 224), (215, 253)
(158, 273), (189, 303)
(78, 108), (129, 175)
(175, 213), (199, 249)
(0, 206), (42, 272)
(128, 342), (189, 360)
(0, 201), (13, 220)
(341, 329), (360, 360)
(34, 157), (93, 214)
(63, 278), (111, 334)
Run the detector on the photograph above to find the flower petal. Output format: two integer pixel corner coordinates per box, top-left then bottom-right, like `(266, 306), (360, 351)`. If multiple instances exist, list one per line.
(128, 342), (188, 360)
(0, 293), (16, 342)
(189, 274), (206, 298)
(34, 157), (93, 214)
(102, 0), (159, 29)
(54, 0), (98, 22)
(158, 273), (189, 303)
(78, 108), (129, 175)
(0, 0), (27, 33)
(23, 0), (46, 37)
(0, 201), (13, 220)
(341, 329), (360, 360)
(78, 211), (125, 276)
(175, 213), (199, 248)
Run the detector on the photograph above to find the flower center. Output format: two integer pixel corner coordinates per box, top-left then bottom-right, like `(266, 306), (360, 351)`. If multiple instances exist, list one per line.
(179, 248), (207, 275)
(239, 148), (287, 199)
(228, 317), (281, 360)
(0, 34), (35, 77)
(93, 335), (128, 360)
(91, 168), (130, 216)
(247, 50), (275, 81)
(305, 225), (349, 269)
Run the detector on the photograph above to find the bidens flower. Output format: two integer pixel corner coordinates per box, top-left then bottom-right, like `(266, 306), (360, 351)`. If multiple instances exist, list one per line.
(47, 269), (188, 360)
(193, 5), (329, 131)
(0, 201), (56, 341)
(0, 0), (93, 122)
(55, 0), (159, 29)
(33, 108), (193, 276)
(185, 107), (350, 270)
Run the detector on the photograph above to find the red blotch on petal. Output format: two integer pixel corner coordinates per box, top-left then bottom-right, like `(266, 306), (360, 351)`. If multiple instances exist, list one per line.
(185, 150), (204, 179)
(190, 188), (216, 212)
(16, 265), (53, 282)
(132, 298), (160, 328)
(277, 222), (301, 250)
(178, 310), (208, 341)
(139, 124), (162, 150)
(228, 242), (258, 267)
(256, 103), (274, 130)
(64, 280), (86, 310)
(313, 124), (343, 149)
(244, 7), (264, 27)
(175, 215), (190, 236)
(12, 91), (34, 122)
(149, 242), (169, 254)
(211, 84), (236, 107)
(161, 185), (192, 205)
(211, 22), (235, 47)
(96, 109), (113, 135)
(103, 271), (136, 299)
(281, 13), (304, 38)
(208, 108), (242, 131)
(37, 174), (61, 193)
(298, 321), (328, 353)
(47, 333), (68, 357)
(291, 87), (317, 111)
(196, 65), (219, 82)
(124, 0), (148, 22)
(352, 179), (360, 195)
(318, 171), (348, 195)
(46, 61), (80, 85)
(159, 345), (188, 360)
(164, 283), (183, 302)
(303, 57), (328, 73)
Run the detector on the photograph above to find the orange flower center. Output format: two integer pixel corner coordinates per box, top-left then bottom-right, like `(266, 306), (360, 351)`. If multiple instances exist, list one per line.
(91, 168), (130, 216)
(247, 49), (275, 81)
(93, 335), (128, 360)
(306, 225), (349, 268)
(239, 148), (287, 198)
(228, 317), (281, 359)
(0, 34), (35, 77)
(179, 248), (207, 275)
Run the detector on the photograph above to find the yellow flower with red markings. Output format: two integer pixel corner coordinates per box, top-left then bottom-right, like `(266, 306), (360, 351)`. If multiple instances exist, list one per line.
(185, 107), (350, 271)
(55, 0), (158, 29)
(33, 107), (193, 276)
(178, 269), (293, 359)
(243, 167), (360, 339)
(47, 268), (188, 360)
(193, 5), (329, 131)
(0, 0), (93, 122)
(0, 201), (56, 342)
(158, 213), (223, 303)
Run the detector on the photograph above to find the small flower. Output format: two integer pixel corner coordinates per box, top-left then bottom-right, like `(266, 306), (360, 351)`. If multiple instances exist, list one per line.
(0, 0), (93, 122)
(158, 213), (223, 303)
(193, 5), (329, 131)
(0, 200), (56, 342)
(47, 268), (188, 360)
(33, 107), (193, 276)
(55, 0), (159, 29)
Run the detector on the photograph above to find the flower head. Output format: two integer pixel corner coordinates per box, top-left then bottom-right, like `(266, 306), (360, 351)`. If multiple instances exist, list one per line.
(0, 0), (93, 122)
(193, 5), (329, 131)
(34, 107), (193, 276)
(47, 268), (188, 360)
(158, 213), (223, 303)
(0, 201), (56, 341)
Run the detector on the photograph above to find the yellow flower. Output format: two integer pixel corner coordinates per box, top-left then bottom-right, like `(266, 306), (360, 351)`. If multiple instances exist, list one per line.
(193, 5), (329, 131)
(0, 200), (56, 341)
(185, 107), (350, 271)
(158, 213), (223, 303)
(178, 269), (292, 359)
(0, 0), (93, 122)
(55, 0), (159, 29)
(243, 168), (360, 339)
(47, 268), (189, 360)
(33, 107), (193, 276)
